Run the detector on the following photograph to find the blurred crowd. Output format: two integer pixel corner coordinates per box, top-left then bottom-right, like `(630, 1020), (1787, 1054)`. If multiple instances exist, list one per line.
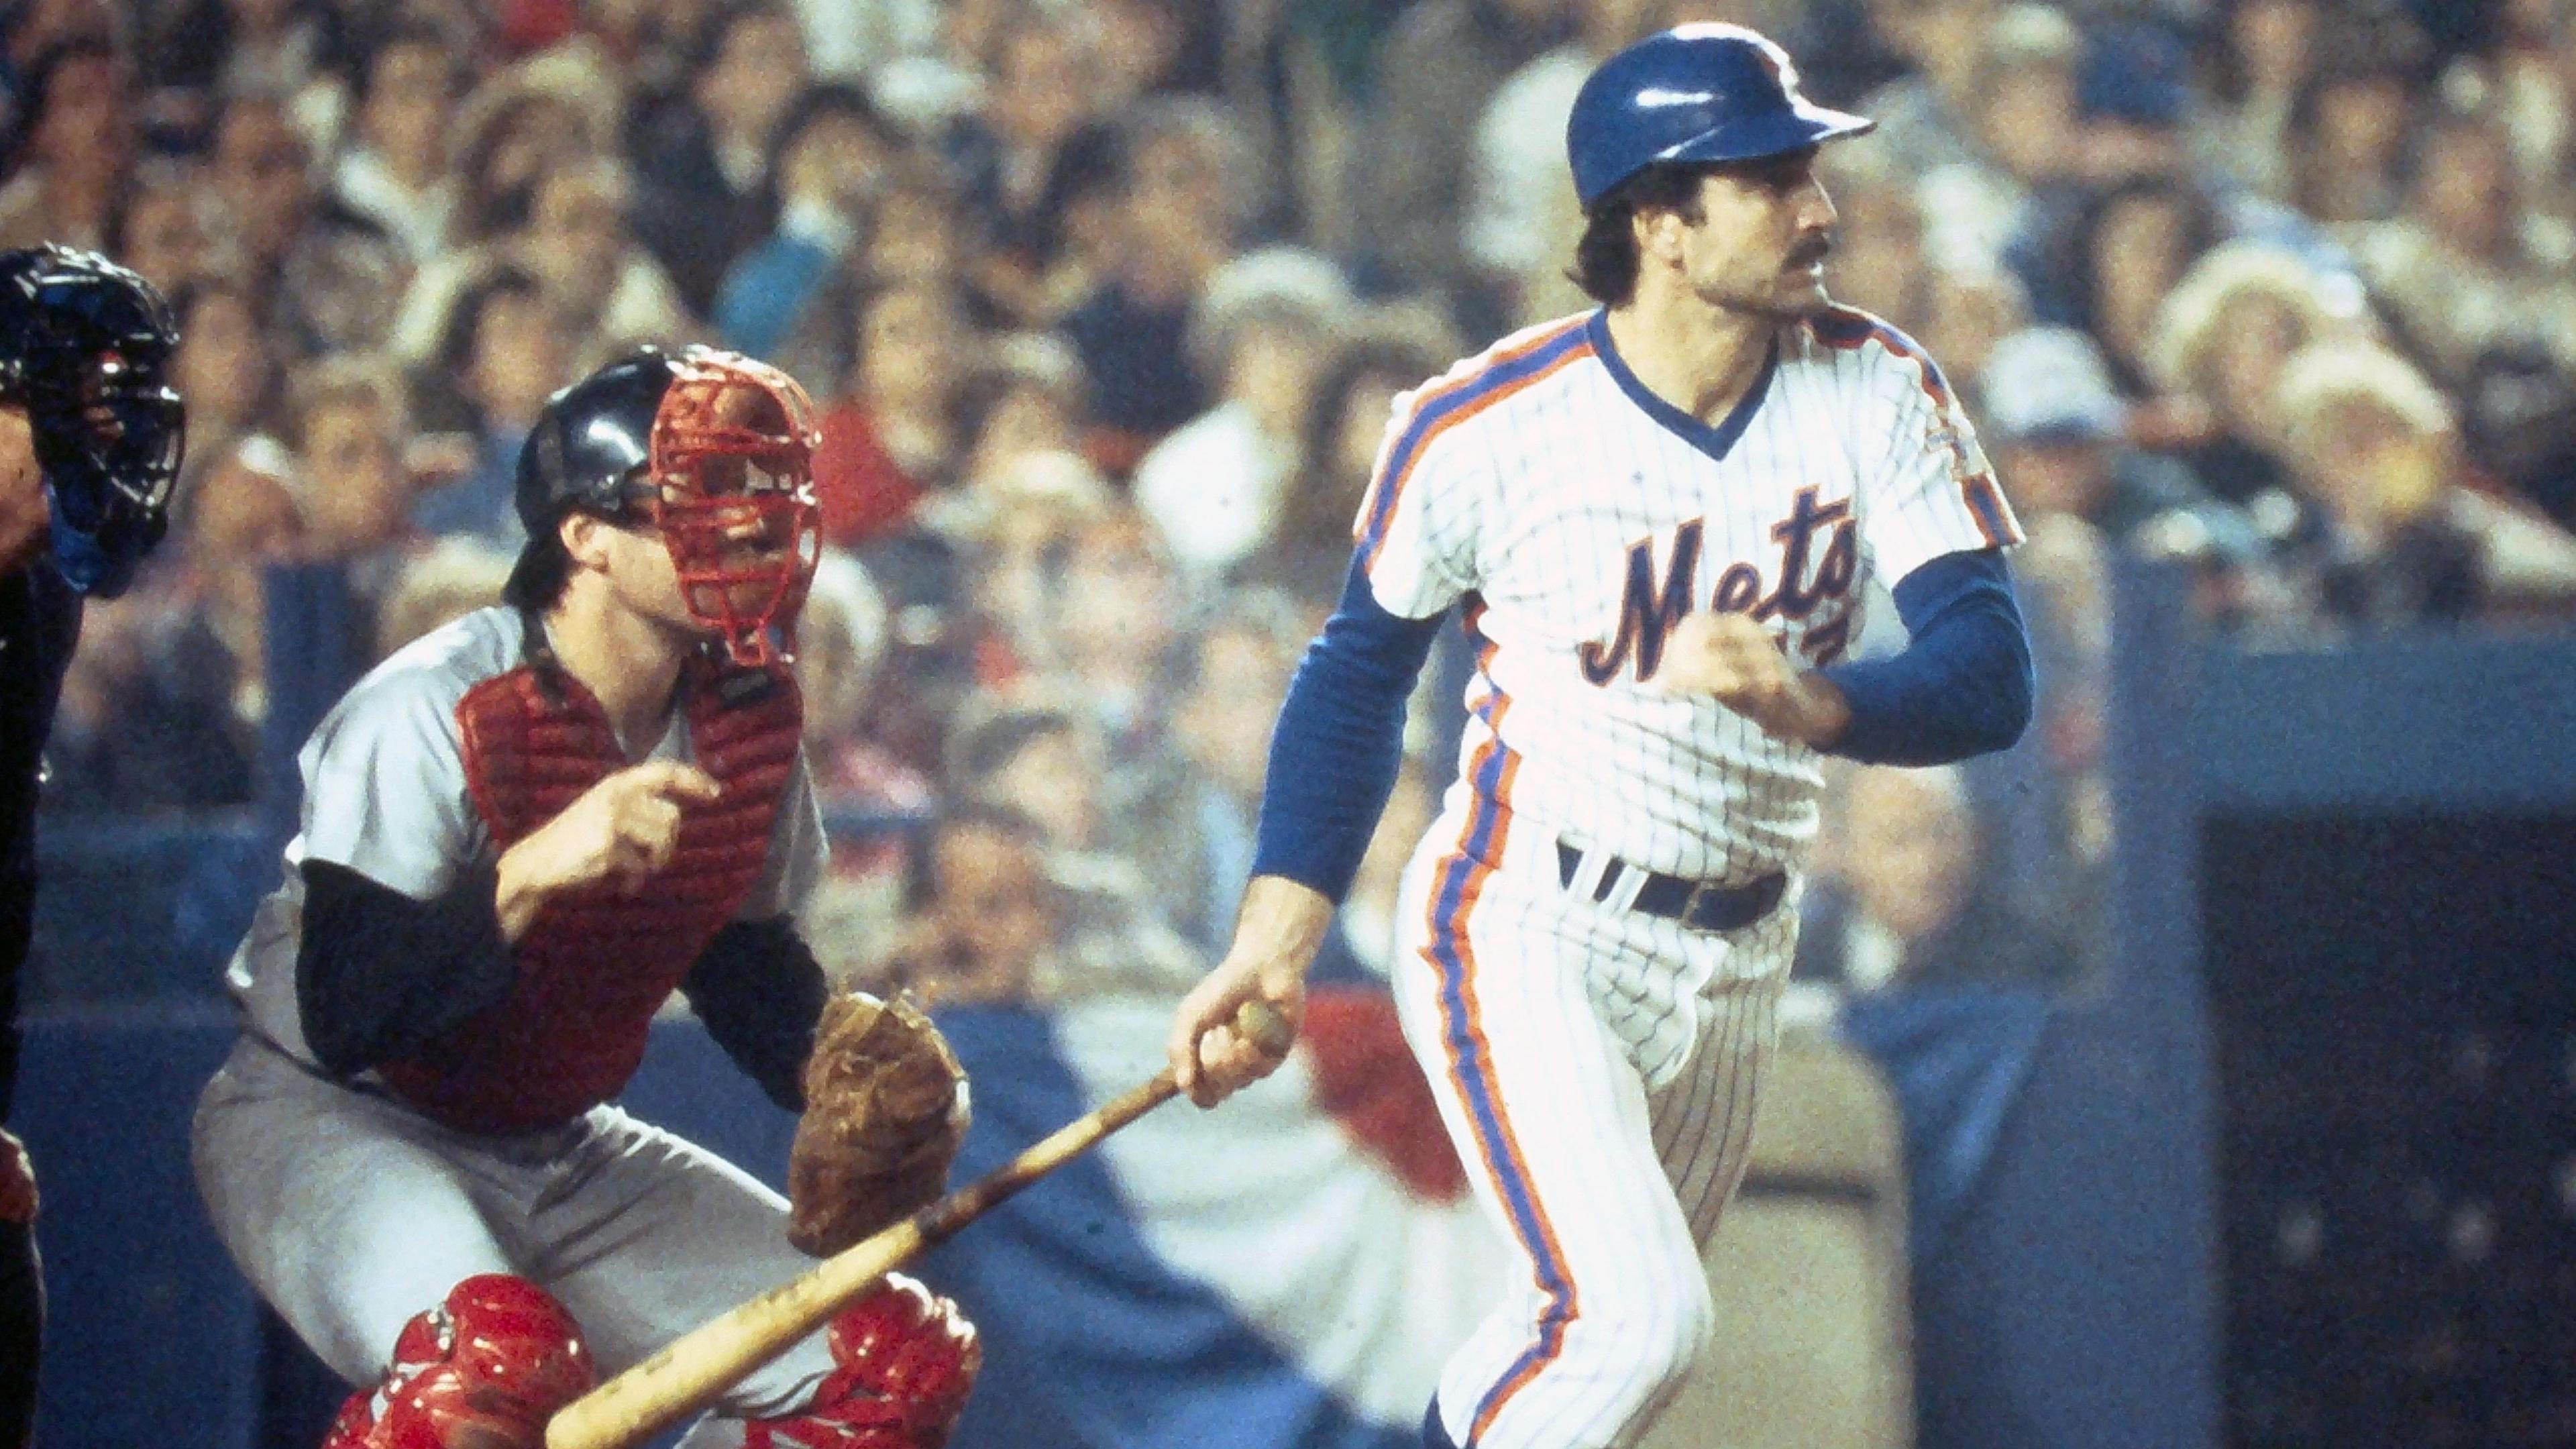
(13, 0), (2576, 1004)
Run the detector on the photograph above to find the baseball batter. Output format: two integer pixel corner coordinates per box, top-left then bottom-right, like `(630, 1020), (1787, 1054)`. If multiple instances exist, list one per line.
(1169, 25), (2033, 1449)
(191, 347), (977, 1449)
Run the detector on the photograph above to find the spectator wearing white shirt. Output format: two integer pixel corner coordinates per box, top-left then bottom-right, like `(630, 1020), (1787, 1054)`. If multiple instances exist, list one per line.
(1131, 248), (1353, 578)
(1460, 0), (1661, 325)
(329, 23), (464, 265)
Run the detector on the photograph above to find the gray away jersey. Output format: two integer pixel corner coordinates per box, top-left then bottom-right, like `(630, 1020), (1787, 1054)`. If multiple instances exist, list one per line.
(225, 605), (829, 1068)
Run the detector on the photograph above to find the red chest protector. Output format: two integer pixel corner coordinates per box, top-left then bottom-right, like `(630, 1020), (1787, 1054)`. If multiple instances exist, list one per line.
(376, 657), (805, 1133)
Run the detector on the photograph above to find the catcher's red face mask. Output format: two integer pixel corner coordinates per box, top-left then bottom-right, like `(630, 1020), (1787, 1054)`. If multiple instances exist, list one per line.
(642, 349), (823, 668)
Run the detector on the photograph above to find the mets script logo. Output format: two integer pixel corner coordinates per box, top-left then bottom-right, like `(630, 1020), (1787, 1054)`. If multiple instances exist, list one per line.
(1576, 488), (1858, 686)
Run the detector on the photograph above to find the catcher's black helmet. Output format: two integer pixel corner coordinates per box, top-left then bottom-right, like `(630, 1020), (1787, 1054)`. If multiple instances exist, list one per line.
(0, 244), (185, 596)
(513, 346), (676, 538)
(506, 345), (822, 667)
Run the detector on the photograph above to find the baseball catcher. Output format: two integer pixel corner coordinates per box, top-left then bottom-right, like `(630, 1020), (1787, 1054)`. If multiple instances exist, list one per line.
(191, 346), (977, 1449)
(0, 243), (184, 1446)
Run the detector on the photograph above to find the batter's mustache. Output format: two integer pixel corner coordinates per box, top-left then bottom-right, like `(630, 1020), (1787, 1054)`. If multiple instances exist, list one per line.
(1788, 233), (1835, 268)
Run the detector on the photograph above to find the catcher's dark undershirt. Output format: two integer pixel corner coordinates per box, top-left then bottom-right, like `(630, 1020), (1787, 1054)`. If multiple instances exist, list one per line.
(296, 860), (826, 1112)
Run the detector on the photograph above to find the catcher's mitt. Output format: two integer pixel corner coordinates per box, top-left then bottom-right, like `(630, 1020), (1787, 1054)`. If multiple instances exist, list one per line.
(789, 991), (971, 1257)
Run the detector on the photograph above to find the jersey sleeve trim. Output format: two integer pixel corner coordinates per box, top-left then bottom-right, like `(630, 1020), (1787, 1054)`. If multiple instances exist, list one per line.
(1810, 305), (2025, 549)
(1960, 472), (2017, 549)
(1354, 315), (1596, 572)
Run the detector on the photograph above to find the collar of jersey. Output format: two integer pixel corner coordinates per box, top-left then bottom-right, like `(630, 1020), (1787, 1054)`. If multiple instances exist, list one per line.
(1584, 307), (1778, 464)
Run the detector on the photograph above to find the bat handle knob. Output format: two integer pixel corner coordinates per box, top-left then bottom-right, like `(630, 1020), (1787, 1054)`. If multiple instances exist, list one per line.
(1233, 1000), (1295, 1058)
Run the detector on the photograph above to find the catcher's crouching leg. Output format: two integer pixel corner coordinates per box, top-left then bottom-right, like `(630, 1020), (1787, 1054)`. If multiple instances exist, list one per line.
(322, 1275), (597, 1449)
(744, 1275), (980, 1449)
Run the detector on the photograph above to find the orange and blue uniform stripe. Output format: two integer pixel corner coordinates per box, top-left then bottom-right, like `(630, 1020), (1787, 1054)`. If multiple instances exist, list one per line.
(1422, 606), (1578, 1446)
(1810, 307), (2019, 549)
(1356, 319), (1597, 574)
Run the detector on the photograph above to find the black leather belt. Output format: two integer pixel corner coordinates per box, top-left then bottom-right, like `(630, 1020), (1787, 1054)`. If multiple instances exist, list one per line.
(1555, 840), (1787, 933)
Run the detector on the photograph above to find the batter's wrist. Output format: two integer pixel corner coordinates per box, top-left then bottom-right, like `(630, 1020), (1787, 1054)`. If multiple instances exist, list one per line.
(1793, 671), (1852, 749)
(1231, 875), (1336, 972)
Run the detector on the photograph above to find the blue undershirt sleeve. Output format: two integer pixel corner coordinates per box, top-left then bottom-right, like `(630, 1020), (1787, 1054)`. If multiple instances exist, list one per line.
(1819, 548), (2035, 766)
(1250, 558), (1446, 903)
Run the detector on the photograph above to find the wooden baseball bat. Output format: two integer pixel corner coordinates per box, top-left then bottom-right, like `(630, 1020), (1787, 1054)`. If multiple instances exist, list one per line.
(543, 999), (1293, 1449)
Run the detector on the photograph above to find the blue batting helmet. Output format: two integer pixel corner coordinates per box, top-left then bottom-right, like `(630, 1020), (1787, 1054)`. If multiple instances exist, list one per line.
(0, 245), (184, 598)
(1566, 25), (1874, 211)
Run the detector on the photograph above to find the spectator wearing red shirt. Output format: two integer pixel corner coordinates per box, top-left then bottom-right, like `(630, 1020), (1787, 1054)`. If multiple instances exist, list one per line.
(811, 281), (973, 544)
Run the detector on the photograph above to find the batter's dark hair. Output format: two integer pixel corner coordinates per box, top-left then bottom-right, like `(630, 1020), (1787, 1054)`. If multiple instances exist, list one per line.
(1570, 164), (1713, 306)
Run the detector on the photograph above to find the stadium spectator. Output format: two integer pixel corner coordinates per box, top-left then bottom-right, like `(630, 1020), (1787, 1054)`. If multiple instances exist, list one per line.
(948, 702), (1112, 856)
(941, 6), (1107, 317)
(626, 1), (810, 312)
(168, 280), (285, 503)
(2344, 104), (2576, 391)
(1046, 505), (1189, 761)
(714, 83), (902, 383)
(2273, 341), (2576, 625)
(113, 162), (228, 300)
(209, 91), (407, 357)
(1856, 0), (1998, 179)
(880, 804), (1059, 1006)
(409, 266), (572, 543)
(2070, 19), (2199, 188)
(2488, 0), (2576, 189)
(443, 44), (625, 249)
(1347, 0), (1568, 299)
(329, 22), (465, 264)
(2284, 16), (2428, 225)
(2050, 175), (2224, 393)
(810, 281), (975, 545)
(1915, 3), (2082, 272)
(280, 354), (421, 578)
(1115, 590), (1306, 952)
(0, 38), (134, 253)
(1795, 764), (2081, 994)
(1060, 98), (1245, 445)
(794, 548), (902, 798)
(2143, 240), (2367, 505)
(1132, 246), (1355, 578)
(2191, 0), (2321, 203)
(394, 154), (693, 372)
(1982, 328), (2259, 559)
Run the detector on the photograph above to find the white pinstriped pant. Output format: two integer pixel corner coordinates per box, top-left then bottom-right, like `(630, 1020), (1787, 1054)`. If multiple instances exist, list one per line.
(1391, 800), (1793, 1449)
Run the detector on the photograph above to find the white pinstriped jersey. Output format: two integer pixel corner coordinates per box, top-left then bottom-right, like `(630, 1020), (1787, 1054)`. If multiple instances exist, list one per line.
(1355, 305), (2022, 887)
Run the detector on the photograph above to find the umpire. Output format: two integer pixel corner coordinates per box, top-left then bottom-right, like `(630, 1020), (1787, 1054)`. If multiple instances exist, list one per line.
(0, 244), (185, 1443)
